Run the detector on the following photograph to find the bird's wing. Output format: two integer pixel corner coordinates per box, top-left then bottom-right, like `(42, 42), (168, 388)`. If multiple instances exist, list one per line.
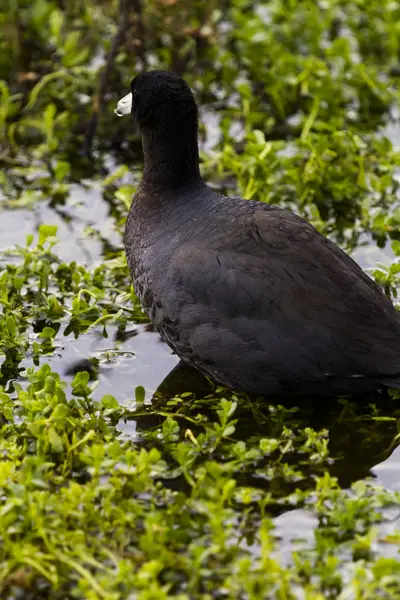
(166, 206), (400, 381)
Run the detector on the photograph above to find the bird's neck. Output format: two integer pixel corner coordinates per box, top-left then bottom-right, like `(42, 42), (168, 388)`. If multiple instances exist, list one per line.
(141, 128), (201, 189)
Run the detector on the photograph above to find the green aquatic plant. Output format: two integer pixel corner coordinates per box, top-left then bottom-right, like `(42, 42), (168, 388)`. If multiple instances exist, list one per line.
(0, 225), (143, 383)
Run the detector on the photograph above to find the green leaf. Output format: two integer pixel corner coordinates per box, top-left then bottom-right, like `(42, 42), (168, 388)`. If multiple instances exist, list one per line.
(101, 394), (119, 409)
(38, 224), (58, 246)
(48, 427), (64, 453)
(51, 404), (69, 420)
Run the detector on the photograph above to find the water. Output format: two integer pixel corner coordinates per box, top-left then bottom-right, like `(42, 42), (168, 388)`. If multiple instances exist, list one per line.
(0, 184), (111, 265)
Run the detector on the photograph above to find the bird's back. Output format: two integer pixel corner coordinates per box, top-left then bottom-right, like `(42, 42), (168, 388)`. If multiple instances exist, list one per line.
(125, 184), (400, 395)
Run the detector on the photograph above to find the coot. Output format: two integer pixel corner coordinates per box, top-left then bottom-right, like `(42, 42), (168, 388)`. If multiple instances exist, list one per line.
(115, 70), (400, 395)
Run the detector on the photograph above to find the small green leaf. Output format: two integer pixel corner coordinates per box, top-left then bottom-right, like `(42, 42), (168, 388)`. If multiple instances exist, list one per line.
(48, 427), (64, 453)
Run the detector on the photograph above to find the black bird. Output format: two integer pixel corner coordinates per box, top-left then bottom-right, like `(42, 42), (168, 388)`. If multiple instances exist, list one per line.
(115, 70), (400, 395)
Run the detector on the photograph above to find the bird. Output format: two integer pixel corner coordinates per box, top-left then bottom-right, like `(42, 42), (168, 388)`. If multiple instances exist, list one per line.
(115, 70), (400, 396)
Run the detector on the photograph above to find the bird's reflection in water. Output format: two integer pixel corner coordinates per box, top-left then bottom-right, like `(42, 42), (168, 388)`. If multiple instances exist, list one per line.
(63, 352), (400, 493)
(142, 360), (400, 490)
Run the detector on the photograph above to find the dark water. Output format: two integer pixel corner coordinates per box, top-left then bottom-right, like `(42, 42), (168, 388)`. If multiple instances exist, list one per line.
(1, 126), (400, 561)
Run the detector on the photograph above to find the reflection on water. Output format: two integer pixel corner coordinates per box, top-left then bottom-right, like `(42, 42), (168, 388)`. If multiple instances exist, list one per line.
(152, 360), (399, 486)
(11, 323), (179, 404)
(135, 359), (400, 561)
(0, 184), (119, 265)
